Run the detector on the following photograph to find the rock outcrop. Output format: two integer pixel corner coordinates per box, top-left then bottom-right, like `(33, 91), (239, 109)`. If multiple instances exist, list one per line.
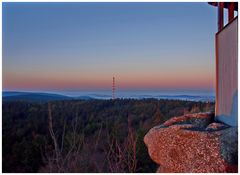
(144, 113), (238, 173)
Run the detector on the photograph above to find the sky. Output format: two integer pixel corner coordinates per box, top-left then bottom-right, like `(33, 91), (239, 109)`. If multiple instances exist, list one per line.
(3, 2), (219, 92)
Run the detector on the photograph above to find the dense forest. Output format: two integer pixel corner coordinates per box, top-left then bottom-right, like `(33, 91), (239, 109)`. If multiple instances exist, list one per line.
(2, 99), (214, 173)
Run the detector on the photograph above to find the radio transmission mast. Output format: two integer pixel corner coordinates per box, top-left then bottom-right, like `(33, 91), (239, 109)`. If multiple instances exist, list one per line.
(112, 76), (115, 99)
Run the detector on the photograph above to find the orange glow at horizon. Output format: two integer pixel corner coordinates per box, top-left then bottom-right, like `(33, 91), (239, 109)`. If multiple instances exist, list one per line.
(3, 67), (215, 90)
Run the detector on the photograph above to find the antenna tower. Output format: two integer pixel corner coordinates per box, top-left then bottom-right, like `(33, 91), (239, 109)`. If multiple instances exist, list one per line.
(112, 76), (115, 99)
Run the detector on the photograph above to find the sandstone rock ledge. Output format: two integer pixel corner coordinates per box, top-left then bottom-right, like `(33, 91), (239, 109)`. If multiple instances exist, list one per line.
(144, 113), (238, 173)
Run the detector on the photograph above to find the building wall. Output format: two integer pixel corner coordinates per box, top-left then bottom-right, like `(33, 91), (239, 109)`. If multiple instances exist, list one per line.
(216, 17), (238, 126)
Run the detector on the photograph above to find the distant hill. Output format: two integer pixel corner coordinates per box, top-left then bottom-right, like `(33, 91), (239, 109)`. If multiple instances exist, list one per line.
(2, 91), (74, 102)
(2, 91), (214, 102)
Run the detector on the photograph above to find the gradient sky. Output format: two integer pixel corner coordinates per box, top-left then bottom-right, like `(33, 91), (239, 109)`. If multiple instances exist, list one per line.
(3, 2), (219, 91)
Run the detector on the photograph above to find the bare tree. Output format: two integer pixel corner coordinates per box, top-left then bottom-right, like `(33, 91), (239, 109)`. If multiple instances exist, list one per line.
(48, 102), (61, 171)
(43, 104), (138, 173)
(42, 103), (85, 173)
(125, 117), (138, 173)
(104, 116), (138, 173)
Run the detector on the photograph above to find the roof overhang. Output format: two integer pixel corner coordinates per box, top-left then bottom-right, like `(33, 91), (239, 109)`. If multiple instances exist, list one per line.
(208, 2), (238, 11)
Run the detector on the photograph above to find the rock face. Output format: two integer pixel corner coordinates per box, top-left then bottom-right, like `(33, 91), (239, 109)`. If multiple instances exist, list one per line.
(144, 113), (238, 173)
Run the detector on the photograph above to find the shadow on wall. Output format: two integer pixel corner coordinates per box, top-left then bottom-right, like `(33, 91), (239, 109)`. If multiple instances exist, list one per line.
(216, 90), (238, 126)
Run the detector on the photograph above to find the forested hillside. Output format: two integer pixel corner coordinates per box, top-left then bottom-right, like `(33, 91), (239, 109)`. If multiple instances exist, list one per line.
(2, 99), (214, 172)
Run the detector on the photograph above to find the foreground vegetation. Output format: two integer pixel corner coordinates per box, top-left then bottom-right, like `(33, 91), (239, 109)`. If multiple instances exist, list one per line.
(2, 99), (214, 172)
